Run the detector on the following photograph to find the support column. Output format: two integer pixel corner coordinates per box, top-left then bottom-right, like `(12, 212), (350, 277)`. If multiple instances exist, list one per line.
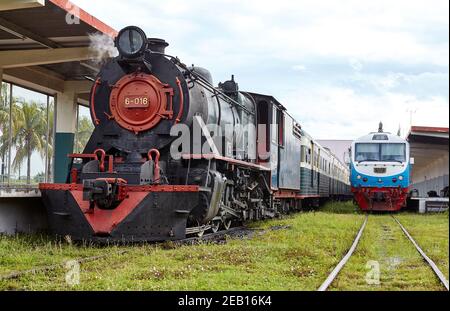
(0, 67), (4, 184)
(54, 89), (77, 183)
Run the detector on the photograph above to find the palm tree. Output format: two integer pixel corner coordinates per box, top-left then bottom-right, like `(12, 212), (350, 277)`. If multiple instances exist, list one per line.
(75, 116), (94, 153)
(12, 101), (47, 184)
(0, 101), (28, 180)
(1, 85), (55, 184)
(42, 104), (54, 181)
(0, 83), (8, 125)
(0, 83), (8, 181)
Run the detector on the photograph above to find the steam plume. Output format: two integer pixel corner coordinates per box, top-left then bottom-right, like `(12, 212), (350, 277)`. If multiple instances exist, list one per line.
(88, 33), (119, 65)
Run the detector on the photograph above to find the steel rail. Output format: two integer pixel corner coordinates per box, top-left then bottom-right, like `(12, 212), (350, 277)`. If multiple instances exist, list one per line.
(393, 216), (449, 291)
(0, 250), (128, 281)
(177, 226), (247, 245)
(318, 215), (368, 291)
(0, 227), (247, 282)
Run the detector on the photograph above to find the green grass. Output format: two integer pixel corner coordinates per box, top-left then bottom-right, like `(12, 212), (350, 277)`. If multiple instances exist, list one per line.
(319, 200), (361, 214)
(0, 207), (364, 291)
(395, 212), (449, 280)
(0, 201), (447, 291)
(0, 234), (124, 274)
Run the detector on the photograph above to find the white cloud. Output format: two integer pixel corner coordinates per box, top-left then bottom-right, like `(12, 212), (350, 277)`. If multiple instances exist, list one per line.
(72, 0), (449, 65)
(292, 65), (307, 72)
(71, 0), (449, 139)
(281, 85), (449, 139)
(349, 59), (363, 72)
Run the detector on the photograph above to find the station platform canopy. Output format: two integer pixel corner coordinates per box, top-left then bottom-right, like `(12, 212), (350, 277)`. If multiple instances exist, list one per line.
(407, 126), (449, 197)
(408, 126), (449, 164)
(0, 0), (117, 99)
(0, 0), (117, 192)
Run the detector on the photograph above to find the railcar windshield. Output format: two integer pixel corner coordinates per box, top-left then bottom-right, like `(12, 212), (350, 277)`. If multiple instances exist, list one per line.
(355, 143), (380, 162)
(355, 143), (406, 163)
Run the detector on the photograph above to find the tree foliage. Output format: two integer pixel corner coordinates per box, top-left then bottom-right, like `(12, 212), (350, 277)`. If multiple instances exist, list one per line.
(1, 82), (94, 185)
(0, 83), (56, 184)
(75, 116), (94, 154)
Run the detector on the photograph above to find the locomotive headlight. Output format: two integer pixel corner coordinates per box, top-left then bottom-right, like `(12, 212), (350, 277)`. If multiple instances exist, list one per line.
(399, 175), (404, 181)
(116, 26), (147, 58)
(357, 175), (362, 180)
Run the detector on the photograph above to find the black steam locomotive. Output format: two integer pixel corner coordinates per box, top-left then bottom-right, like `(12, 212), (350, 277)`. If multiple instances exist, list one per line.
(39, 26), (350, 242)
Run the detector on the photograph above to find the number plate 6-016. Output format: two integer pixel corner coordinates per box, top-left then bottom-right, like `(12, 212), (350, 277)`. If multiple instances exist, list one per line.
(124, 96), (149, 108)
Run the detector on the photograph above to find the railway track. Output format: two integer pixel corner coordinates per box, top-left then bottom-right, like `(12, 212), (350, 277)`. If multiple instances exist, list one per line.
(0, 250), (129, 282)
(318, 216), (368, 291)
(0, 227), (250, 282)
(318, 215), (449, 291)
(2, 218), (446, 290)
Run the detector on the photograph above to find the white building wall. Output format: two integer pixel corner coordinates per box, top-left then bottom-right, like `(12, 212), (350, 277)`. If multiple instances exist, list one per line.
(412, 153), (449, 184)
(411, 153), (449, 196)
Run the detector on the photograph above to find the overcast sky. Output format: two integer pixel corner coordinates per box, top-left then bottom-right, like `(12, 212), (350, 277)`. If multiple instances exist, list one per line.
(71, 0), (449, 139)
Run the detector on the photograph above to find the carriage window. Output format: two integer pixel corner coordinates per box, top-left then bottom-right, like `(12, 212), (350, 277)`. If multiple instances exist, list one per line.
(278, 110), (285, 147)
(301, 146), (307, 162)
(381, 143), (406, 162)
(271, 106), (278, 144)
(257, 101), (270, 154)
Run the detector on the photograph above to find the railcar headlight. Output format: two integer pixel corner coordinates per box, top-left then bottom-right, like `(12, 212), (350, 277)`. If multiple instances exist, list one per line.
(399, 175), (404, 181)
(116, 26), (147, 58)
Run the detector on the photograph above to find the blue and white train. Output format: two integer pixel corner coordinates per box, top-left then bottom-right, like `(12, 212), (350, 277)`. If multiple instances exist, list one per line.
(350, 124), (411, 211)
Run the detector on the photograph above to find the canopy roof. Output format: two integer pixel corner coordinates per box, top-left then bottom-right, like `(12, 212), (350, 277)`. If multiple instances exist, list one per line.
(0, 0), (117, 95)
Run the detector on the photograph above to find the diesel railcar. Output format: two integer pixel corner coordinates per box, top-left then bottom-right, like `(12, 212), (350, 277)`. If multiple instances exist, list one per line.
(350, 124), (411, 211)
(39, 26), (351, 242)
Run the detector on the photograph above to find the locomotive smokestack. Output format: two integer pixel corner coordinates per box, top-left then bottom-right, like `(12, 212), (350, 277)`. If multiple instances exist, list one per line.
(148, 38), (169, 54)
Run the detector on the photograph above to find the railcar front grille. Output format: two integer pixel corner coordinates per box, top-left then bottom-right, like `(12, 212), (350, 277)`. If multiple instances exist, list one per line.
(374, 167), (387, 174)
